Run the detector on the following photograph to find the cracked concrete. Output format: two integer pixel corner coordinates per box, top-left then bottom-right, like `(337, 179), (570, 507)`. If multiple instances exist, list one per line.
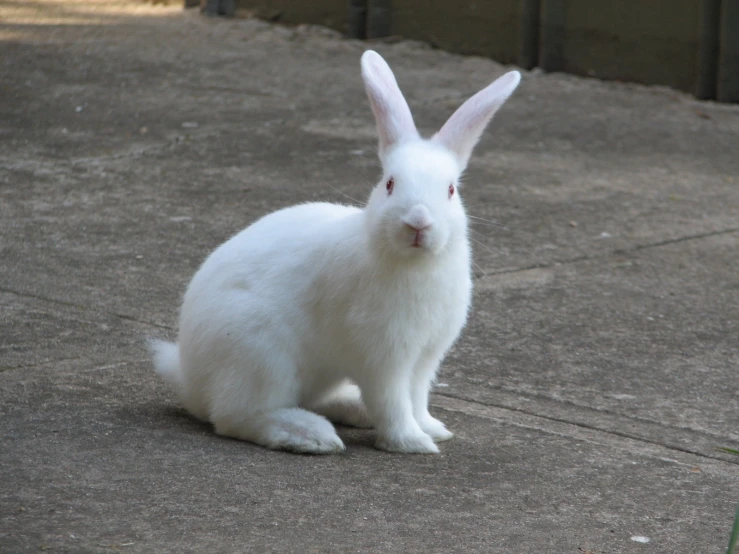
(1, 1), (738, 552)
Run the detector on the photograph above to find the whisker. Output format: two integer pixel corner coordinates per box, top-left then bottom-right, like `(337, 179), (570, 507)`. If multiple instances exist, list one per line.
(471, 259), (489, 279)
(327, 184), (363, 205)
(469, 220), (509, 230)
(467, 215), (507, 227)
(463, 201), (498, 210)
(468, 233), (498, 258)
(469, 228), (494, 242)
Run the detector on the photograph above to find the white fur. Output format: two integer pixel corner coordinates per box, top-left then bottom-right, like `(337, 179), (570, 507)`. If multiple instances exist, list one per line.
(151, 51), (520, 454)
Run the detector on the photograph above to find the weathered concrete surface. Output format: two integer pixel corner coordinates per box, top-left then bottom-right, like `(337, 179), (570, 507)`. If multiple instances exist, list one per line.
(1, 1), (738, 552)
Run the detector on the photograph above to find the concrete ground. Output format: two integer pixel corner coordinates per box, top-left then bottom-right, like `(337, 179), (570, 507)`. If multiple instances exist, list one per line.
(1, 1), (738, 552)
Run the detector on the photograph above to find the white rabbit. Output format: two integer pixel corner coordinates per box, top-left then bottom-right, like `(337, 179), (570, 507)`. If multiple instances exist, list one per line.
(151, 50), (520, 454)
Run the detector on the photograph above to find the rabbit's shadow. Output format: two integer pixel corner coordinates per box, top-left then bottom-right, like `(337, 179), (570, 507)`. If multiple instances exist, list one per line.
(116, 402), (210, 435)
(124, 402), (377, 452)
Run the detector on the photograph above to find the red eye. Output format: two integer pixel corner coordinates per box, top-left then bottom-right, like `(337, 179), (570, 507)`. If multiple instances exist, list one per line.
(448, 183), (455, 198)
(386, 177), (394, 195)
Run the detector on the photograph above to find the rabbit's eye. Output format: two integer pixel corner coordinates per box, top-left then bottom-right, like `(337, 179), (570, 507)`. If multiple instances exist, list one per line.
(386, 177), (394, 195)
(448, 184), (455, 198)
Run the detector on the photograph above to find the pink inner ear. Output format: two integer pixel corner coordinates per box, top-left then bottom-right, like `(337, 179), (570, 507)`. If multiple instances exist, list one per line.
(434, 71), (521, 170)
(362, 51), (418, 157)
(365, 54), (397, 95)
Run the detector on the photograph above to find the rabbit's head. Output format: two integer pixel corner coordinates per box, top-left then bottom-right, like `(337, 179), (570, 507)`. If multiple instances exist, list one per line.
(361, 50), (520, 259)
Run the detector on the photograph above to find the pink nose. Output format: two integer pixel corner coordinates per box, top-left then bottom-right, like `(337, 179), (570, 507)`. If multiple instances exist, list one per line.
(403, 205), (434, 233)
(405, 222), (431, 233)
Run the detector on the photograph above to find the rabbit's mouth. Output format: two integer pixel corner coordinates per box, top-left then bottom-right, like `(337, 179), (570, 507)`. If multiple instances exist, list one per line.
(411, 230), (428, 248)
(386, 224), (444, 257)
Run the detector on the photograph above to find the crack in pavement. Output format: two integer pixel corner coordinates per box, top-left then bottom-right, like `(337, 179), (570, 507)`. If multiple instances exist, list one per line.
(0, 355), (88, 374)
(432, 392), (739, 466)
(474, 226), (739, 279)
(0, 125), (235, 172)
(628, 227), (739, 251)
(459, 380), (739, 443)
(0, 286), (173, 332)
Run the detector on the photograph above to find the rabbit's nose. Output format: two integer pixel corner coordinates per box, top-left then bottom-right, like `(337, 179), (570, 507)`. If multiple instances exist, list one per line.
(404, 222), (431, 233)
(403, 205), (433, 231)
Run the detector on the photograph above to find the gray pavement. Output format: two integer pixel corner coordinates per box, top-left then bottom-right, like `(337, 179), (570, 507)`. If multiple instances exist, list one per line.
(1, 1), (738, 552)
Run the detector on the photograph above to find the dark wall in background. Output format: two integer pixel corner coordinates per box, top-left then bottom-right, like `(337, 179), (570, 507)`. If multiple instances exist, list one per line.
(214, 0), (346, 29)
(222, 0), (739, 102)
(390, 0), (522, 66)
(543, 0), (701, 92)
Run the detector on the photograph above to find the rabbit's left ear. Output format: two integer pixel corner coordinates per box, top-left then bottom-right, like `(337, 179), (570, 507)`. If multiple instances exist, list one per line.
(433, 71), (521, 171)
(361, 50), (419, 160)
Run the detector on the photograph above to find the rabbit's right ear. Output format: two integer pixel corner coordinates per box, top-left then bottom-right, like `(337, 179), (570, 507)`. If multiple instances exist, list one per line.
(361, 51), (419, 160)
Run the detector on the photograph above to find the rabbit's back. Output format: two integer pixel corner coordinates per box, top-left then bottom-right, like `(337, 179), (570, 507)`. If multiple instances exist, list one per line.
(176, 202), (364, 383)
(186, 202), (361, 296)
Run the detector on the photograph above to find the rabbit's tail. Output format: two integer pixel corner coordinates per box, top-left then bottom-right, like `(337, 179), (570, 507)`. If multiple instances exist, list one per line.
(149, 339), (183, 390)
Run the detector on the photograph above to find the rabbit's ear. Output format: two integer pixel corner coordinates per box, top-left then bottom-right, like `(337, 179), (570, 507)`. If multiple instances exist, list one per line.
(433, 71), (521, 171)
(361, 50), (419, 160)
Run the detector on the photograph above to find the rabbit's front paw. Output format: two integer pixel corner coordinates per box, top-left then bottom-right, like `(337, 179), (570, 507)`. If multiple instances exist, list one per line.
(417, 414), (454, 442)
(375, 430), (439, 454)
